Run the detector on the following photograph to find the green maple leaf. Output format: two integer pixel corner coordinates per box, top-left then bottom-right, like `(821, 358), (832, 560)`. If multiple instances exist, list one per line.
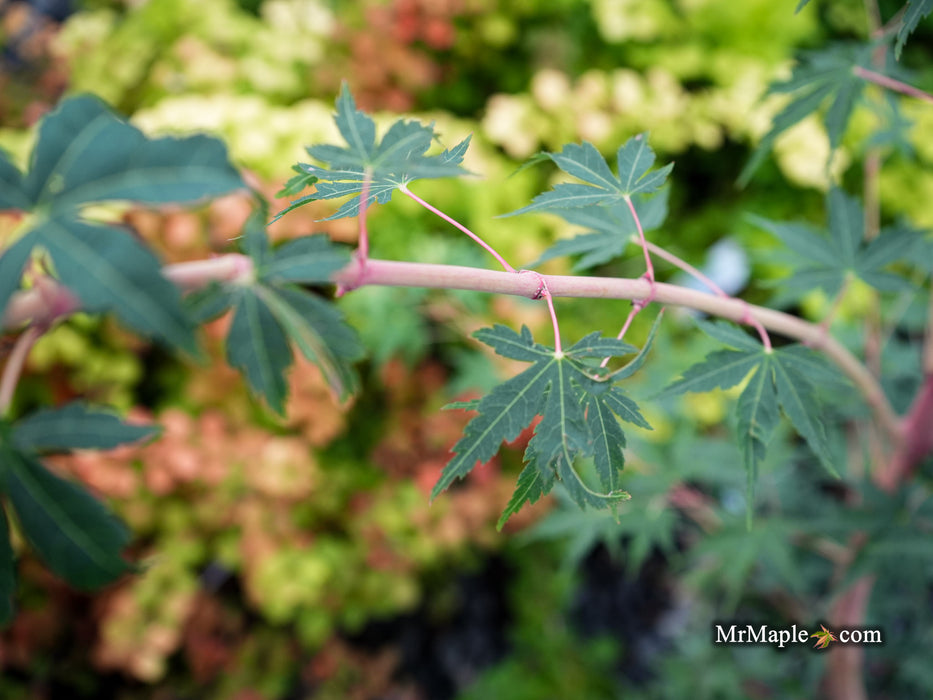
(811, 624), (837, 649)
(896, 0), (933, 58)
(503, 137), (673, 220)
(273, 84), (471, 222)
(750, 188), (922, 301)
(0, 404), (159, 620)
(530, 187), (669, 271)
(738, 43), (873, 186)
(434, 324), (657, 529)
(657, 321), (844, 525)
(186, 210), (364, 411)
(0, 96), (244, 352)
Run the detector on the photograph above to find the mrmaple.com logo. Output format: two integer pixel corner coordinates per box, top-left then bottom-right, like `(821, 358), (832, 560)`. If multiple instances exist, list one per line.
(713, 623), (883, 649)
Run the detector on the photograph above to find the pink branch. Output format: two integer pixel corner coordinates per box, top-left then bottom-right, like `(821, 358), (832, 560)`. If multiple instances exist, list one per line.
(625, 195), (655, 283)
(854, 66), (933, 104)
(2, 254), (903, 446)
(399, 184), (516, 272)
(640, 237), (772, 351)
(0, 325), (41, 417)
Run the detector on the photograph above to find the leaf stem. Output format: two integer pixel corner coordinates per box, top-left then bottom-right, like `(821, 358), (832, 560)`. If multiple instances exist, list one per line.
(854, 66), (933, 105)
(600, 305), (638, 368)
(541, 277), (562, 355)
(0, 325), (41, 418)
(358, 169), (372, 266)
(625, 195), (654, 282)
(400, 183), (516, 272)
(637, 236), (772, 351)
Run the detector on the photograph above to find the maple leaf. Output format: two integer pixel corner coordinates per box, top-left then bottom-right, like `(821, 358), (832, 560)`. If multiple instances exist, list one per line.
(811, 624), (837, 649)
(185, 210), (364, 410)
(273, 84), (471, 222)
(739, 43), (873, 186)
(530, 187), (669, 271)
(895, 0), (933, 58)
(433, 324), (656, 528)
(657, 321), (846, 524)
(750, 188), (922, 301)
(503, 137), (673, 220)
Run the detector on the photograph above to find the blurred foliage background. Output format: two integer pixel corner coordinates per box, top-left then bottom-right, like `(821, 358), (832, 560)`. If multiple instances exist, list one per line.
(1, 0), (932, 698)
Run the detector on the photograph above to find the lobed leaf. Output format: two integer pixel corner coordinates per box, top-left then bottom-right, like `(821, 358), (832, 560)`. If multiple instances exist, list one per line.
(0, 504), (14, 625)
(33, 217), (198, 354)
(226, 288), (292, 414)
(504, 135), (672, 219)
(12, 403), (158, 453)
(277, 86), (469, 221)
(438, 325), (653, 521)
(751, 188), (922, 298)
(6, 450), (132, 590)
(895, 0), (933, 58)
(738, 44), (870, 186)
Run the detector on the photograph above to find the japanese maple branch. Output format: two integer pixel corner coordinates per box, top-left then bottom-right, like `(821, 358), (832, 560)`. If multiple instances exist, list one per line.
(332, 258), (901, 441)
(2, 254), (903, 443)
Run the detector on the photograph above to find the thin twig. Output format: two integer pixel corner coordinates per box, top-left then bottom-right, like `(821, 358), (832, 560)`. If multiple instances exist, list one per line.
(399, 183), (515, 272)
(638, 236), (772, 351)
(0, 325), (41, 417)
(854, 67), (933, 104)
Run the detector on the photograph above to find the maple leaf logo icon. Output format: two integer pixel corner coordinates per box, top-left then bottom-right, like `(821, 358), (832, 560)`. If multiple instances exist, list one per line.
(811, 625), (837, 649)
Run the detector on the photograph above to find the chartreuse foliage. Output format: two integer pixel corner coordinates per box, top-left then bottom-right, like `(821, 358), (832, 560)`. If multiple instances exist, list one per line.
(657, 321), (845, 524)
(185, 208), (364, 411)
(273, 83), (471, 222)
(0, 404), (159, 622)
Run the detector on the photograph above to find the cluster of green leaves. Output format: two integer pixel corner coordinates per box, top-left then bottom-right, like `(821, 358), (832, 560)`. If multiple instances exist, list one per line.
(0, 96), (244, 352)
(0, 96), (244, 615)
(0, 96), (365, 617)
(736, 0), (933, 187)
